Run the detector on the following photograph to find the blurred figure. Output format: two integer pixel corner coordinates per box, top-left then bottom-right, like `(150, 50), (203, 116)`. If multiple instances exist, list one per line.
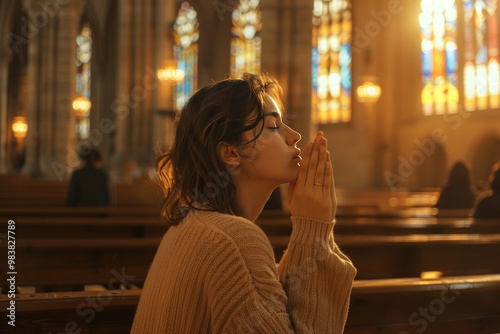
(66, 147), (112, 207)
(474, 162), (500, 219)
(434, 161), (476, 209)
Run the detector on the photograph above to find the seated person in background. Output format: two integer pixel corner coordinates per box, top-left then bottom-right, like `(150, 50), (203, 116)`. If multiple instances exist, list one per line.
(66, 147), (112, 207)
(474, 162), (500, 219)
(434, 161), (476, 209)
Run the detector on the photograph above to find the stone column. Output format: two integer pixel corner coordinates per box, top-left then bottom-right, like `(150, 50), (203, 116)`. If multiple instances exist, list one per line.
(110, 0), (133, 181)
(39, 11), (56, 177)
(0, 47), (12, 174)
(261, 0), (313, 142)
(49, 0), (85, 180)
(19, 2), (43, 177)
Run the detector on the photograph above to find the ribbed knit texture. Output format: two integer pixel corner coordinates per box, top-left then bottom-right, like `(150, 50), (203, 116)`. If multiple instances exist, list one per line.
(131, 211), (357, 333)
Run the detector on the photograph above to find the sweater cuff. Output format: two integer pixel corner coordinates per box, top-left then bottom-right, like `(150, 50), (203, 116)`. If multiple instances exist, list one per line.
(289, 216), (335, 246)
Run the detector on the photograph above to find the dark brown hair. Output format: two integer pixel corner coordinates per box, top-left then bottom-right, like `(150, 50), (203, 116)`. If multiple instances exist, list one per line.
(156, 73), (284, 226)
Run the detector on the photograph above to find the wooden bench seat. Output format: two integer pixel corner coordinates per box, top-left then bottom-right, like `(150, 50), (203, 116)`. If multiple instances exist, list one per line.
(1, 274), (499, 334)
(271, 233), (500, 278)
(2, 233), (500, 291)
(0, 237), (161, 290)
(257, 213), (500, 236)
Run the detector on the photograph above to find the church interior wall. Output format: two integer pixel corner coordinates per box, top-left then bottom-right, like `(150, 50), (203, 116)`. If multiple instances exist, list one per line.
(0, 0), (499, 191)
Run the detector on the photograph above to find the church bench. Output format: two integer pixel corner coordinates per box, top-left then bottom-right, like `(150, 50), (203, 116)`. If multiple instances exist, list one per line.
(257, 213), (500, 236)
(1, 208), (496, 241)
(270, 233), (500, 279)
(2, 174), (440, 211)
(0, 237), (161, 292)
(0, 175), (163, 207)
(1, 274), (499, 334)
(0, 214), (167, 238)
(2, 233), (500, 291)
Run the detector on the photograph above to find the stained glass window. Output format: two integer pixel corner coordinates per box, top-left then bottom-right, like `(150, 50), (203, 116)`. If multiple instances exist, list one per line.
(421, 0), (500, 114)
(420, 0), (459, 115)
(312, 0), (352, 124)
(173, 2), (199, 111)
(463, 0), (500, 111)
(230, 0), (262, 78)
(75, 22), (92, 138)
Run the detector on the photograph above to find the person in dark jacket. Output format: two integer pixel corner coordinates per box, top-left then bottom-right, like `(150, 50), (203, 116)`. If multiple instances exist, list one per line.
(434, 161), (477, 209)
(474, 162), (500, 219)
(66, 147), (112, 207)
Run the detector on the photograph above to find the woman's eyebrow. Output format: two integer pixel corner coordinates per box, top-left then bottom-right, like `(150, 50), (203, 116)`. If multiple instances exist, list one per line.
(264, 111), (281, 119)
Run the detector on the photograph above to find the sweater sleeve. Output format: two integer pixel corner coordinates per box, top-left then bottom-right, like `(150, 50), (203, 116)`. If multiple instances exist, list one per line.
(277, 216), (357, 333)
(204, 216), (356, 334)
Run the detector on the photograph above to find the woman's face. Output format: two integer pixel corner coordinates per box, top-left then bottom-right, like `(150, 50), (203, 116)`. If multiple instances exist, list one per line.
(238, 94), (302, 186)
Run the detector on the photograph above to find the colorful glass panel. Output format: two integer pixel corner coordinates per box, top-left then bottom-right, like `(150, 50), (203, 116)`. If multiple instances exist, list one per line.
(463, 0), (500, 110)
(173, 2), (199, 111)
(76, 22), (92, 138)
(420, 0), (459, 115)
(230, 0), (261, 78)
(312, 0), (352, 124)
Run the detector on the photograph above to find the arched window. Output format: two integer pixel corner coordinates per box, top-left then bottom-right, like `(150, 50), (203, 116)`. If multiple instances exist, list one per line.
(230, 0), (262, 78)
(173, 2), (199, 111)
(420, 0), (459, 115)
(420, 0), (500, 114)
(75, 22), (92, 138)
(463, 0), (500, 111)
(312, 0), (352, 124)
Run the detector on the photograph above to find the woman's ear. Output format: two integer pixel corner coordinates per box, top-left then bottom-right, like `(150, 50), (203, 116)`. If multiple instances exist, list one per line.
(218, 142), (241, 167)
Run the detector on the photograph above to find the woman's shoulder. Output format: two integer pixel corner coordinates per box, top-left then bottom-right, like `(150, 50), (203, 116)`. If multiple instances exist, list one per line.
(188, 210), (273, 252)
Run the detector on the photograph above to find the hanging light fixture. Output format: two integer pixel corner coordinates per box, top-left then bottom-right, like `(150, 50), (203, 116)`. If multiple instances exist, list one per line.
(72, 95), (92, 118)
(356, 78), (382, 104)
(156, 60), (185, 83)
(12, 116), (28, 140)
(356, 81), (382, 104)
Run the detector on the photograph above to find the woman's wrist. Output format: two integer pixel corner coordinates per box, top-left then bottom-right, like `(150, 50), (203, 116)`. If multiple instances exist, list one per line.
(289, 216), (335, 246)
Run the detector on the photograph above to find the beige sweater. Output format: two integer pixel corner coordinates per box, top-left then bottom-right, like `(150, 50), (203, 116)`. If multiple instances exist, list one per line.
(131, 210), (356, 333)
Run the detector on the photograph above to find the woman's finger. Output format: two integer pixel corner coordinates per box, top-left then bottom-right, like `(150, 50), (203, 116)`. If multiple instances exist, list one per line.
(306, 132), (323, 187)
(325, 150), (337, 220)
(295, 141), (312, 187)
(314, 138), (327, 192)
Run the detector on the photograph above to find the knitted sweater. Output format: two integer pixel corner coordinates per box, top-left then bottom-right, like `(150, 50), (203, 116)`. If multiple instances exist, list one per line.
(131, 210), (357, 333)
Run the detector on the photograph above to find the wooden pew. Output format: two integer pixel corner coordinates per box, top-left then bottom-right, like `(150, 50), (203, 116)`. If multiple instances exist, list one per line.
(0, 175), (163, 207)
(2, 207), (498, 241)
(1, 275), (499, 334)
(271, 234), (500, 279)
(0, 237), (161, 292)
(2, 174), (441, 212)
(2, 233), (500, 291)
(257, 212), (500, 236)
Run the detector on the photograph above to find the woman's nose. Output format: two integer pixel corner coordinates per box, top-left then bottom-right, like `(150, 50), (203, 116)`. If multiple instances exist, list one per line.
(287, 127), (301, 146)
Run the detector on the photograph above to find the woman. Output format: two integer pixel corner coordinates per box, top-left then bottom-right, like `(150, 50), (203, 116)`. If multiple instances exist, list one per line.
(132, 73), (356, 333)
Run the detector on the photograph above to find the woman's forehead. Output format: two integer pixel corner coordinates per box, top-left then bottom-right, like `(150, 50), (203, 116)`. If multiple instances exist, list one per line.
(263, 94), (282, 116)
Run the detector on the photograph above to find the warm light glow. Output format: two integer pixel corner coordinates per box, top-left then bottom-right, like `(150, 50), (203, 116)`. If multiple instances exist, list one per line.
(420, 271), (443, 280)
(12, 117), (28, 140)
(72, 95), (92, 118)
(356, 81), (382, 104)
(156, 61), (185, 83)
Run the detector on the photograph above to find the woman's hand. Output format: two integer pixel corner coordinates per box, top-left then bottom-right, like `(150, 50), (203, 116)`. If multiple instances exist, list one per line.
(287, 132), (337, 222)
